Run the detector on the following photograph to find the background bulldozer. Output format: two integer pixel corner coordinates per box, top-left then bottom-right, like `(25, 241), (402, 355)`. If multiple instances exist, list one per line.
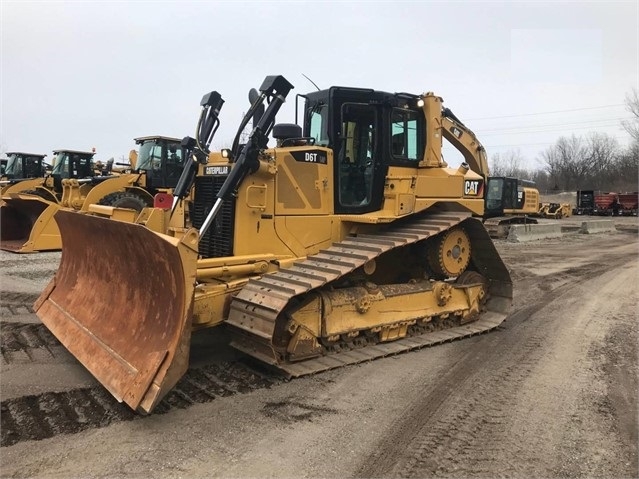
(36, 75), (512, 414)
(0, 137), (189, 253)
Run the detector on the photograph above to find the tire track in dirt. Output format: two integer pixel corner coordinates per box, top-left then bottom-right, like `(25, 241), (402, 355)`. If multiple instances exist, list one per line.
(1, 322), (62, 363)
(1, 361), (278, 447)
(0, 292), (39, 313)
(355, 243), (635, 478)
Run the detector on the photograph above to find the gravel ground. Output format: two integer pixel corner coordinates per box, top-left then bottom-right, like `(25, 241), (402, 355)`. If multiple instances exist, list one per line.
(0, 215), (637, 478)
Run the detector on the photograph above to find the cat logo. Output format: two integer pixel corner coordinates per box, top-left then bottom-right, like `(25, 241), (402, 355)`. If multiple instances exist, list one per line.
(464, 179), (483, 196)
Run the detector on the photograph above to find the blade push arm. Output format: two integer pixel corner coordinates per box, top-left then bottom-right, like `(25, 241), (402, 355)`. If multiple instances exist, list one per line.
(199, 75), (294, 238)
(172, 91), (225, 212)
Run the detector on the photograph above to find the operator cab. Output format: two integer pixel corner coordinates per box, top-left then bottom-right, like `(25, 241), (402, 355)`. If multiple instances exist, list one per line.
(3, 152), (48, 181)
(134, 136), (185, 189)
(302, 87), (424, 214)
(485, 177), (530, 218)
(50, 149), (96, 193)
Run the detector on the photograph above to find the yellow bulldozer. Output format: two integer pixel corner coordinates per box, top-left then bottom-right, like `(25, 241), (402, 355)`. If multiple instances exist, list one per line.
(35, 75), (512, 414)
(0, 135), (195, 253)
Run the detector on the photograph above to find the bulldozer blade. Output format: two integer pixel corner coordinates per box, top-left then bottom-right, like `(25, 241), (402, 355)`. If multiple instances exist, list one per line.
(34, 209), (199, 413)
(0, 196), (62, 253)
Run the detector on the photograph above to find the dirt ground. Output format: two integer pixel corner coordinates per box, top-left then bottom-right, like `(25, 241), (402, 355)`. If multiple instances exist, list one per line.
(0, 215), (637, 478)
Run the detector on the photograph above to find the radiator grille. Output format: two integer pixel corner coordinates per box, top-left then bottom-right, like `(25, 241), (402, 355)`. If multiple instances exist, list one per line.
(190, 175), (235, 258)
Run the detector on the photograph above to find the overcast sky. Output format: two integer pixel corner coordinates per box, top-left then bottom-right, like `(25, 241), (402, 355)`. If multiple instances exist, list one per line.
(1, 1), (637, 171)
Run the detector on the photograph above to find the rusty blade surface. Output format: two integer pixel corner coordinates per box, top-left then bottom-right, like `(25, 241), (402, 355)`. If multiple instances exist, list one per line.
(34, 209), (198, 413)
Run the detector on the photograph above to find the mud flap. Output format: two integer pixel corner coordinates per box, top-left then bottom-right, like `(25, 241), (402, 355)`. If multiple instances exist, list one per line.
(34, 210), (200, 413)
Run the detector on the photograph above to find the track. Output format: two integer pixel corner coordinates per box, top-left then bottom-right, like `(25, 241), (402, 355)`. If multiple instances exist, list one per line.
(228, 211), (511, 373)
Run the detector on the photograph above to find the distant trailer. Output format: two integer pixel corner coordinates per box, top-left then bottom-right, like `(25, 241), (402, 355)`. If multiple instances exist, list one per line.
(593, 193), (615, 215)
(573, 190), (595, 215)
(573, 190), (638, 216)
(590, 191), (638, 216)
(618, 192), (638, 216)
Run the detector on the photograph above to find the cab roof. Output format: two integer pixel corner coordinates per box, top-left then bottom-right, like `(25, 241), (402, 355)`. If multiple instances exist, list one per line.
(52, 149), (96, 156)
(6, 152), (47, 157)
(134, 135), (181, 144)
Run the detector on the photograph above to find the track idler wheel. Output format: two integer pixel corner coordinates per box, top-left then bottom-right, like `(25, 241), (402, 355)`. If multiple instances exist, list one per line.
(428, 226), (471, 278)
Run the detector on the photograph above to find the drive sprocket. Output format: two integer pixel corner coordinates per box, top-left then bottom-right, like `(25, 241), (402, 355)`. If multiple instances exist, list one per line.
(428, 226), (471, 277)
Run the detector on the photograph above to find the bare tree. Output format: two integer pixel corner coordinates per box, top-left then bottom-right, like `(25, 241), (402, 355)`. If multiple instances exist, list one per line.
(613, 141), (639, 191)
(530, 169), (550, 192)
(584, 132), (619, 190)
(541, 135), (588, 190)
(540, 144), (562, 190)
(488, 149), (532, 179)
(622, 88), (639, 141)
(542, 132), (631, 191)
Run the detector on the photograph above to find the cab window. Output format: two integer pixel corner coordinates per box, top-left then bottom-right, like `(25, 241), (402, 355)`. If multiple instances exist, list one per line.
(167, 145), (183, 165)
(24, 156), (40, 177)
(137, 142), (163, 171)
(166, 143), (184, 181)
(390, 109), (420, 162)
(5, 154), (22, 177)
(308, 104), (329, 147)
(52, 153), (70, 177)
(486, 177), (503, 210)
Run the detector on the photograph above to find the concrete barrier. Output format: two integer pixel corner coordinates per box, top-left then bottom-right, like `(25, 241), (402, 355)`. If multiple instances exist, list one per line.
(579, 220), (616, 234)
(507, 223), (563, 242)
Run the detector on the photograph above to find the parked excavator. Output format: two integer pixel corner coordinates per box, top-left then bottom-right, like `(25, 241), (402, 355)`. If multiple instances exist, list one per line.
(429, 113), (541, 239)
(0, 151), (51, 196)
(483, 177), (540, 238)
(0, 136), (194, 253)
(35, 75), (512, 414)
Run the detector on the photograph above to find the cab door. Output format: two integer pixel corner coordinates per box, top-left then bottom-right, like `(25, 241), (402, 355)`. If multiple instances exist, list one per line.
(334, 102), (384, 214)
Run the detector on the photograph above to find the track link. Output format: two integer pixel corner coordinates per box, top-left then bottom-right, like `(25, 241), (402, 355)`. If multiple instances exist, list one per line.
(227, 211), (512, 375)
